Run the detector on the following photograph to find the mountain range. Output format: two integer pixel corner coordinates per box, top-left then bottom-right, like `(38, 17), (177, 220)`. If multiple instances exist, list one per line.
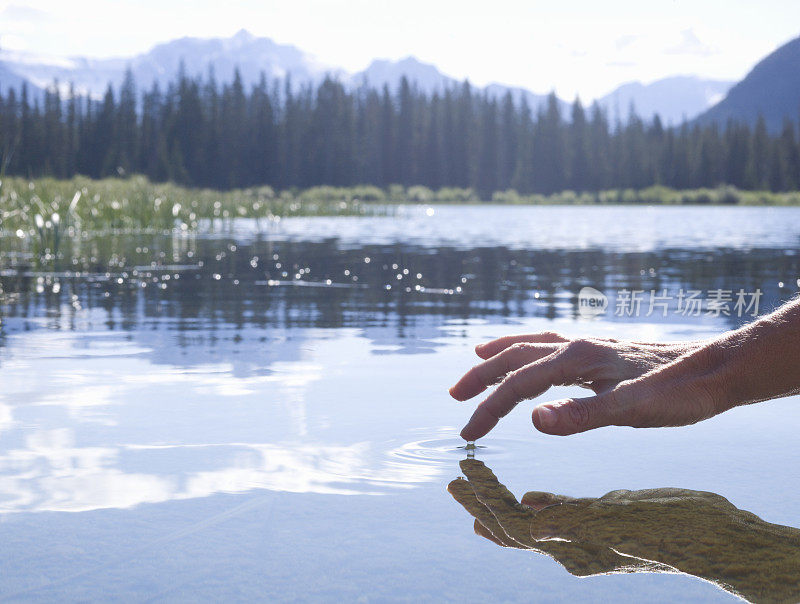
(2, 29), (797, 128)
(695, 35), (800, 133)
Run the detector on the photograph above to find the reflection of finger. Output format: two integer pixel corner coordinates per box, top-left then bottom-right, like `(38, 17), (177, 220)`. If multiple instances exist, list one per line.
(460, 351), (586, 440)
(474, 519), (513, 547)
(475, 332), (568, 359)
(450, 343), (559, 401)
(450, 466), (649, 578)
(447, 478), (526, 548)
(459, 460), (536, 547)
(521, 491), (589, 510)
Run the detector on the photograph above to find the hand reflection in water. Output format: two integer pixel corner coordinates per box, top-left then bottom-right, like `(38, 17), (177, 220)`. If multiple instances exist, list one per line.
(448, 459), (800, 603)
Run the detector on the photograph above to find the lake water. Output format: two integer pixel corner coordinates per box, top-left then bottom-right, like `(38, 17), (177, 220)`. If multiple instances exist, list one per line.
(1, 205), (799, 602)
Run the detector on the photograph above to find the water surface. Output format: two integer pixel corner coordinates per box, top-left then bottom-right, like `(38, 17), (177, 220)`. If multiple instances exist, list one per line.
(1, 205), (799, 601)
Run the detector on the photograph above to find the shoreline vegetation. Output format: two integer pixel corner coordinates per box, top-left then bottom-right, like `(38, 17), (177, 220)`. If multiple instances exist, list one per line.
(2, 175), (799, 267)
(3, 175), (800, 236)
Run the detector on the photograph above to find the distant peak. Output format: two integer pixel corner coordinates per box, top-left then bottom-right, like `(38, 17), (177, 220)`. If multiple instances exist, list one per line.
(233, 29), (254, 41)
(398, 56), (424, 65)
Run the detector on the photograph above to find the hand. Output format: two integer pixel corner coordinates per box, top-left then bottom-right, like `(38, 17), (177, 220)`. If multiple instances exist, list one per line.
(449, 331), (726, 439)
(448, 459), (800, 603)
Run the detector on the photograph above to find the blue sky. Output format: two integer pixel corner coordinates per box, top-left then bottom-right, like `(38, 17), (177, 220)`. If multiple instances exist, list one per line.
(1, 0), (799, 100)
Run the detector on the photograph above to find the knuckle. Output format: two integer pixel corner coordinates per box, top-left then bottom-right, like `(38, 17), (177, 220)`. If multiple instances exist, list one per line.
(567, 398), (593, 428)
(563, 338), (611, 374)
(565, 338), (596, 357)
(479, 403), (501, 421)
(500, 371), (527, 406)
(539, 331), (564, 341)
(508, 342), (532, 354)
(471, 366), (492, 387)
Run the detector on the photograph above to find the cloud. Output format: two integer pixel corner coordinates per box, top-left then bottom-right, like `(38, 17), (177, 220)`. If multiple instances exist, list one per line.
(615, 34), (638, 51)
(665, 28), (716, 56)
(0, 4), (51, 22)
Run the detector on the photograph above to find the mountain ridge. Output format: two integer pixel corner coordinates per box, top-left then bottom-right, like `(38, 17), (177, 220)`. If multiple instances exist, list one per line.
(695, 35), (800, 132)
(0, 30), (743, 122)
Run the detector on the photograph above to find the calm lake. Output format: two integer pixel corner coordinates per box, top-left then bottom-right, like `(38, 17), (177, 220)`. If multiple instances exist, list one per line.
(1, 205), (799, 602)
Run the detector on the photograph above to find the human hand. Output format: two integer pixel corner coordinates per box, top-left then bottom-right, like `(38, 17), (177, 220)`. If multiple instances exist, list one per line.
(448, 459), (800, 603)
(449, 331), (726, 439)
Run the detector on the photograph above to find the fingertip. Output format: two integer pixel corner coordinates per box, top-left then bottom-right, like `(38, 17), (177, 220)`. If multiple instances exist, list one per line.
(474, 343), (491, 359)
(449, 384), (470, 401)
(532, 404), (559, 433)
(460, 424), (485, 441)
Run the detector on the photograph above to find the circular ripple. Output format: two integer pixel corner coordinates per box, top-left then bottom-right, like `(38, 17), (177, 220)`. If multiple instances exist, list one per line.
(388, 438), (522, 466)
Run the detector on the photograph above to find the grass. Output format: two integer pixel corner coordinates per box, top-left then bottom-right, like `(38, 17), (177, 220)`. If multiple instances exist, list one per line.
(2, 176), (800, 264)
(0, 176), (384, 262)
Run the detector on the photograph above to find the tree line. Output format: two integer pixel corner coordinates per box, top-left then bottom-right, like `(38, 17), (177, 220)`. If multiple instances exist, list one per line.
(1, 67), (799, 195)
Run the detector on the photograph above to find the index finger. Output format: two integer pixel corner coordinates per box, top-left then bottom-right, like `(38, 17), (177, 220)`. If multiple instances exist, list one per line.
(460, 352), (578, 440)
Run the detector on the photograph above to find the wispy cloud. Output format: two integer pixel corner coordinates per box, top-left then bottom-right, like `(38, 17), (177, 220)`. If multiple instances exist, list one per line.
(665, 28), (716, 57)
(0, 4), (51, 22)
(615, 35), (638, 51)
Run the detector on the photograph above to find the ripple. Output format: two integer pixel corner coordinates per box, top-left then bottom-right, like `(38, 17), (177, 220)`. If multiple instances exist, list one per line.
(388, 438), (521, 466)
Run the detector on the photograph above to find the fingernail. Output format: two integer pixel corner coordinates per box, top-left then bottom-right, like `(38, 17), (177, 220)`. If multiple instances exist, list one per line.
(535, 405), (557, 430)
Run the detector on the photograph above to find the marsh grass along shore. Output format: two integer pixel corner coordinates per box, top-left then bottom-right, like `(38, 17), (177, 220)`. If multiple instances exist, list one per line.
(2, 175), (800, 265)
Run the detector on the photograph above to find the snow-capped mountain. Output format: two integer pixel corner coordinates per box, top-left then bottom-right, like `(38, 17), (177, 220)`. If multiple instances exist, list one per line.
(351, 56), (565, 113)
(351, 56), (453, 92)
(596, 76), (734, 125)
(0, 30), (338, 99)
(0, 30), (733, 123)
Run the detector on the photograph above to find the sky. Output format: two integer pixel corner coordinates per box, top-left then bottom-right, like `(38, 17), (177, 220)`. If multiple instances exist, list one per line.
(1, 0), (799, 101)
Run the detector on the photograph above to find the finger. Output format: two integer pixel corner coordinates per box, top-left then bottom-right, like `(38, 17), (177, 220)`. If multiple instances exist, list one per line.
(460, 351), (581, 441)
(449, 343), (559, 401)
(532, 392), (622, 436)
(459, 459), (536, 547)
(474, 519), (522, 548)
(447, 476), (526, 548)
(520, 492), (585, 510)
(475, 332), (568, 359)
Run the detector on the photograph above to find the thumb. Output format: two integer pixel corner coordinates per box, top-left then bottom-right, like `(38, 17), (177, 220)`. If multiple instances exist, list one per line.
(532, 393), (621, 436)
